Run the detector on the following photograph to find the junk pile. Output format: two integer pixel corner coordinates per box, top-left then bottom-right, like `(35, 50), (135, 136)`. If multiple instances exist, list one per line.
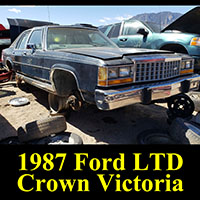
(0, 69), (12, 83)
(0, 115), (83, 145)
(138, 91), (200, 144)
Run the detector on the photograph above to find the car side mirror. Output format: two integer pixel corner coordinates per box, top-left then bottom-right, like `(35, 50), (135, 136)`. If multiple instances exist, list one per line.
(137, 28), (149, 37)
(27, 43), (36, 53)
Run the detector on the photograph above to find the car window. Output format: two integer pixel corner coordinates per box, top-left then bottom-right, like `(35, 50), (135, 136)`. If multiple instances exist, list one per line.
(16, 31), (31, 49)
(99, 24), (113, 36)
(27, 29), (42, 49)
(99, 25), (109, 33)
(122, 21), (147, 36)
(107, 23), (121, 38)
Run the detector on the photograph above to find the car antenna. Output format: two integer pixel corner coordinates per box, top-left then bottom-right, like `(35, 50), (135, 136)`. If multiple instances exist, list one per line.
(47, 6), (51, 22)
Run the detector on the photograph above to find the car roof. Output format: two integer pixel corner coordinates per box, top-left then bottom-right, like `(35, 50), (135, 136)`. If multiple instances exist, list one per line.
(31, 24), (98, 31)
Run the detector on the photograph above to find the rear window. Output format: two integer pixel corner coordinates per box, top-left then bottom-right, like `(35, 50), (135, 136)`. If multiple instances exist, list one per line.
(99, 24), (113, 35)
(15, 31), (31, 49)
(99, 26), (109, 33)
(107, 23), (121, 38)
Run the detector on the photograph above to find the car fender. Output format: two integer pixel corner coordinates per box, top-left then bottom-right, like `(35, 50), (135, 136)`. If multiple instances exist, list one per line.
(151, 33), (191, 52)
(50, 64), (83, 98)
(4, 57), (14, 70)
(158, 41), (188, 54)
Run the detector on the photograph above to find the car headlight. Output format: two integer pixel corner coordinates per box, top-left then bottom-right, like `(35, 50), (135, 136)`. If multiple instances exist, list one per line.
(185, 61), (191, 68)
(190, 37), (200, 46)
(98, 65), (133, 86)
(180, 59), (194, 75)
(108, 68), (118, 79)
(119, 67), (131, 77)
(181, 61), (191, 69)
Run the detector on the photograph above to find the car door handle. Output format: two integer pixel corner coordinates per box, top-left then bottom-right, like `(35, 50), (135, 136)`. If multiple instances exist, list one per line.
(23, 52), (27, 56)
(119, 38), (128, 42)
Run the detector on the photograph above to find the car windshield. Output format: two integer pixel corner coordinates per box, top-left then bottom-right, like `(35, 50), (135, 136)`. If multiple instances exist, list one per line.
(47, 27), (117, 50)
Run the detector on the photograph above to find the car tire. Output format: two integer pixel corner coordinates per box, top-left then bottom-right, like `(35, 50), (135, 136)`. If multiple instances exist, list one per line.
(17, 115), (67, 142)
(137, 129), (177, 144)
(168, 117), (200, 144)
(187, 92), (200, 112)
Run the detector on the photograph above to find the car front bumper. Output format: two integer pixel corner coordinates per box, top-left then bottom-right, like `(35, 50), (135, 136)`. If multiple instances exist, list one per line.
(95, 74), (200, 110)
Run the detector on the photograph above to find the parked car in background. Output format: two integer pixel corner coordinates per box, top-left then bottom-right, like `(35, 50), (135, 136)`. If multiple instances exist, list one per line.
(0, 24), (10, 68)
(2, 24), (200, 118)
(99, 7), (200, 72)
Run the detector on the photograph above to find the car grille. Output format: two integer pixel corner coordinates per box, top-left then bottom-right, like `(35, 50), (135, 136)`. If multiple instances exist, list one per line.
(135, 59), (181, 83)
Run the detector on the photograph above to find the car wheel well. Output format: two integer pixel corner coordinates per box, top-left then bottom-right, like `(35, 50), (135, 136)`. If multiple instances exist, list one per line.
(52, 69), (79, 97)
(160, 44), (188, 54)
(6, 60), (13, 70)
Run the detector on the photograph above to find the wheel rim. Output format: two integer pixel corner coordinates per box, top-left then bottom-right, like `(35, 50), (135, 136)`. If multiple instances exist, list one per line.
(167, 94), (194, 118)
(48, 93), (68, 113)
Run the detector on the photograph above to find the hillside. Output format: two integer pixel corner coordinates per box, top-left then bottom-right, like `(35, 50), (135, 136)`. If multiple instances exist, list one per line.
(131, 11), (182, 30)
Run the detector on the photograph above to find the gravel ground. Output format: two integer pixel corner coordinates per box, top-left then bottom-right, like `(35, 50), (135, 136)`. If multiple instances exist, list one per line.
(0, 81), (172, 144)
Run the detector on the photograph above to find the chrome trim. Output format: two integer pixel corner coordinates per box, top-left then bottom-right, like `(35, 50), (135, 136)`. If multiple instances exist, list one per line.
(50, 67), (85, 101)
(134, 57), (183, 83)
(16, 73), (55, 94)
(13, 61), (50, 71)
(95, 74), (200, 110)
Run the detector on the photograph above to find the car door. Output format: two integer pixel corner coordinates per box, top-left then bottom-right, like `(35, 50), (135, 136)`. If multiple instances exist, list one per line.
(12, 30), (31, 72)
(24, 28), (48, 81)
(117, 21), (151, 48)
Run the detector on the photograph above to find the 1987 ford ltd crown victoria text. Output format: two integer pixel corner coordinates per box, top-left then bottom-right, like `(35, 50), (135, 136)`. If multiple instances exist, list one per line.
(2, 24), (200, 116)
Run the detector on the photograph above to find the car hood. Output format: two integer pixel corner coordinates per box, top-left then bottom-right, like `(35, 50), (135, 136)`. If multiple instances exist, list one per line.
(57, 47), (171, 60)
(161, 6), (200, 34)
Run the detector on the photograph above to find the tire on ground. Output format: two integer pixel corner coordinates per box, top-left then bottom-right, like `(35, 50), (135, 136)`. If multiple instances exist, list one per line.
(168, 117), (200, 144)
(137, 129), (177, 144)
(186, 92), (200, 112)
(17, 115), (67, 142)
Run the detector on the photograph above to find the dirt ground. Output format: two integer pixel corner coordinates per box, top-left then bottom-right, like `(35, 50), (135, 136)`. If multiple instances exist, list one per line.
(0, 81), (172, 144)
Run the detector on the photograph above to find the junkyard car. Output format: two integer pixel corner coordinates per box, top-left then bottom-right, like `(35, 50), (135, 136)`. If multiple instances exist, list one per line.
(2, 24), (200, 116)
(99, 7), (200, 72)
(0, 24), (10, 68)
